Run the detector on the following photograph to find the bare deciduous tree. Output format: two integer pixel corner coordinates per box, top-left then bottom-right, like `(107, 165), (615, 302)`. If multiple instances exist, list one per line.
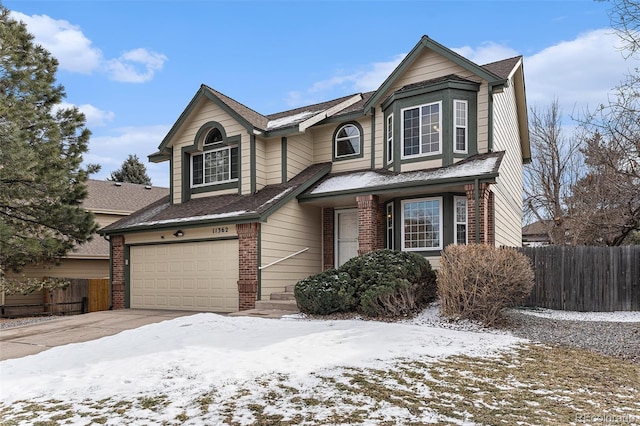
(524, 100), (582, 245)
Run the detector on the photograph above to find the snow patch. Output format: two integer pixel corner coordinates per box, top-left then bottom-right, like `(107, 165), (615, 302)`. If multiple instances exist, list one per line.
(310, 156), (500, 194)
(512, 307), (640, 322)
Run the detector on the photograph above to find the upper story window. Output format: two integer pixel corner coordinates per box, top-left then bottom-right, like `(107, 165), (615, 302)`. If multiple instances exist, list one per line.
(454, 100), (468, 153)
(386, 114), (393, 164)
(402, 101), (442, 158)
(334, 123), (361, 159)
(192, 128), (238, 187)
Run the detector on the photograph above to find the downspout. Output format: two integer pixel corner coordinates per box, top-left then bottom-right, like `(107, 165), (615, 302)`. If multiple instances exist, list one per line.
(474, 178), (480, 243)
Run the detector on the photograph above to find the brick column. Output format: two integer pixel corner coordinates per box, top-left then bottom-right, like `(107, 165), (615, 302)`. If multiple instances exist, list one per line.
(464, 183), (492, 244)
(111, 235), (125, 310)
(377, 203), (386, 250)
(237, 222), (259, 310)
(356, 194), (382, 256)
(322, 208), (334, 270)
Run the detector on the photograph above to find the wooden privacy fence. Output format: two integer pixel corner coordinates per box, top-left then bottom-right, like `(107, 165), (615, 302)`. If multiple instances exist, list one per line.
(520, 246), (640, 312)
(1, 278), (110, 318)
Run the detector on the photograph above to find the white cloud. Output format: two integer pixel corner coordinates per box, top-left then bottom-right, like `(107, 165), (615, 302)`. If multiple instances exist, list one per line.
(86, 125), (171, 187)
(9, 11), (167, 83)
(10, 11), (102, 73)
(524, 28), (634, 117)
(105, 48), (168, 83)
(452, 42), (520, 66)
(57, 102), (115, 127)
(284, 54), (405, 108)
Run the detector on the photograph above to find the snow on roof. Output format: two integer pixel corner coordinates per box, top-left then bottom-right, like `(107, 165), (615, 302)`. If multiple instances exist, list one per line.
(129, 210), (248, 228)
(266, 111), (317, 130)
(258, 187), (293, 210)
(310, 155), (500, 195)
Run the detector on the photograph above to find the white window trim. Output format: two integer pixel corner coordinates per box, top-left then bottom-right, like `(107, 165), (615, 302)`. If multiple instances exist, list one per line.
(453, 99), (468, 154)
(400, 197), (443, 251)
(386, 202), (394, 250)
(454, 196), (468, 245)
(386, 114), (394, 164)
(400, 101), (443, 160)
(334, 124), (361, 158)
(191, 145), (238, 188)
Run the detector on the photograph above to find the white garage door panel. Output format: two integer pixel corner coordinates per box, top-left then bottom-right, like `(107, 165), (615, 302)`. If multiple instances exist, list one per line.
(130, 240), (239, 312)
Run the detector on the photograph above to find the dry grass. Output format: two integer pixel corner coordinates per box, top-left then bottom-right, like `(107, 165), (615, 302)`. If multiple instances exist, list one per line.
(1, 343), (638, 425)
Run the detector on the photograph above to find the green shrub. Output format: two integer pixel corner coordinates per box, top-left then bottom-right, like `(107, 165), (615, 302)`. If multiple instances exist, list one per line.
(294, 269), (355, 315)
(341, 249), (437, 317)
(437, 244), (535, 326)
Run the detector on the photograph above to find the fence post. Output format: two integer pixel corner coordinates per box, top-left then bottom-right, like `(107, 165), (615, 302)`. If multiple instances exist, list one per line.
(82, 297), (88, 314)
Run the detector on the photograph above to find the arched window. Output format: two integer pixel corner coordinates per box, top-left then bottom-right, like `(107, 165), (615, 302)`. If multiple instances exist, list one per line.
(334, 124), (361, 158)
(204, 128), (223, 146)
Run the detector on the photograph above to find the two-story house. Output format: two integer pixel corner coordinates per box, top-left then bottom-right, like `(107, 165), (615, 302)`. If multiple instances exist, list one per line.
(101, 36), (530, 313)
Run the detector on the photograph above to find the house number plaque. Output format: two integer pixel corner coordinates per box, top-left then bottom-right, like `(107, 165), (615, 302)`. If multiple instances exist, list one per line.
(213, 226), (229, 234)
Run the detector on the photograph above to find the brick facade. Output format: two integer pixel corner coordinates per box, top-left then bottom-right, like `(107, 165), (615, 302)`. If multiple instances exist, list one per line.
(464, 182), (494, 245)
(322, 207), (334, 270)
(236, 222), (260, 310)
(110, 235), (125, 310)
(356, 194), (384, 256)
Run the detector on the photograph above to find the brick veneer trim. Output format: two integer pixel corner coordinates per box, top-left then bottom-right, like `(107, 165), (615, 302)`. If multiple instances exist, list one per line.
(237, 222), (260, 310)
(110, 235), (125, 310)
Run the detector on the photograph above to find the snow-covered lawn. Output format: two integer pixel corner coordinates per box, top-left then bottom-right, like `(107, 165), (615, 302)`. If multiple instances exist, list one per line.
(1, 305), (639, 425)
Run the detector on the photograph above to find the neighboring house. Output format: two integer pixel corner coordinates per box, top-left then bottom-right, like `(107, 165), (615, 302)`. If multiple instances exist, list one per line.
(3, 180), (168, 307)
(101, 36), (531, 313)
(522, 220), (552, 247)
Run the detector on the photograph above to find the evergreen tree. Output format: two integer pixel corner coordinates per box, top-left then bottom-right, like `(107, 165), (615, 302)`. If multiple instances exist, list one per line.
(109, 154), (152, 185)
(0, 7), (98, 277)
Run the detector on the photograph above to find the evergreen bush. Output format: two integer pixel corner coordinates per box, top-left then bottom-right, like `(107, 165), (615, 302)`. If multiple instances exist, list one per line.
(294, 269), (355, 315)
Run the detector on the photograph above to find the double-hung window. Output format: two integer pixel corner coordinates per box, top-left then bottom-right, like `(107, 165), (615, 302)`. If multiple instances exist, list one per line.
(386, 114), (393, 164)
(402, 101), (441, 158)
(401, 197), (442, 250)
(454, 196), (468, 245)
(192, 128), (239, 187)
(386, 202), (394, 250)
(454, 100), (468, 153)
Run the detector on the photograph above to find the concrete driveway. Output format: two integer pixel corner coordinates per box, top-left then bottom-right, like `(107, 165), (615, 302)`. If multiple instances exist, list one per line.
(0, 309), (194, 361)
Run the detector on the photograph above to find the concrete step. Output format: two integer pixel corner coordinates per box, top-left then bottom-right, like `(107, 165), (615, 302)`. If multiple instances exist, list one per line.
(227, 309), (295, 319)
(270, 291), (296, 301)
(254, 299), (299, 311)
(285, 285), (295, 293)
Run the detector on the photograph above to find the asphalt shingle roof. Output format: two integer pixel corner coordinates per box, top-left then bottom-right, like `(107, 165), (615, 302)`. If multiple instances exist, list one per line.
(101, 163), (331, 233)
(83, 180), (169, 213)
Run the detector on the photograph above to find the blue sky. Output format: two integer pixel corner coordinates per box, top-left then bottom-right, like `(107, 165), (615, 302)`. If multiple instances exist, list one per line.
(4, 0), (636, 187)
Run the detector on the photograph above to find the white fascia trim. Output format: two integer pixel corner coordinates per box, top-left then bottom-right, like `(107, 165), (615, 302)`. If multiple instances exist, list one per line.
(298, 94), (363, 132)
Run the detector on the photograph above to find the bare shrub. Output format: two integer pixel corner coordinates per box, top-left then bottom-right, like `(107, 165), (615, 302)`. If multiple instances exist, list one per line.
(437, 244), (534, 326)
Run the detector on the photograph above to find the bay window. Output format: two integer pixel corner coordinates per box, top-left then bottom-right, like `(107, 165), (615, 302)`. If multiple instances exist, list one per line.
(402, 101), (441, 158)
(401, 197), (442, 250)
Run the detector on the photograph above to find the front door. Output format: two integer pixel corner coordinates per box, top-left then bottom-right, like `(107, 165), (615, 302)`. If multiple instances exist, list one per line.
(335, 209), (358, 268)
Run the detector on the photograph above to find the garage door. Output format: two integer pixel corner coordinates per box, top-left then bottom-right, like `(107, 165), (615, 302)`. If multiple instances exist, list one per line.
(130, 240), (239, 312)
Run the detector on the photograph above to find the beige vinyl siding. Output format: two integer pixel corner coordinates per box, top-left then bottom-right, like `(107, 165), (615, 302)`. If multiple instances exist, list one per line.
(255, 137), (267, 190)
(373, 107), (384, 169)
(125, 225), (237, 246)
(476, 84), (490, 153)
(311, 116), (371, 173)
(260, 200), (322, 300)
(491, 77), (524, 247)
(170, 99), (249, 203)
(265, 137), (282, 184)
(191, 188), (238, 199)
(400, 159), (443, 172)
(94, 212), (127, 228)
(287, 133), (314, 180)
(5, 259), (110, 281)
